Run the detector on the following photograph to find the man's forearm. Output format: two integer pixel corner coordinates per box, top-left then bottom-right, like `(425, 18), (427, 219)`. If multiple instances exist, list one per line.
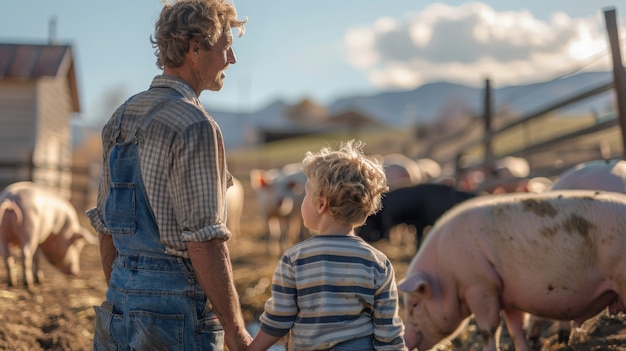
(187, 239), (251, 350)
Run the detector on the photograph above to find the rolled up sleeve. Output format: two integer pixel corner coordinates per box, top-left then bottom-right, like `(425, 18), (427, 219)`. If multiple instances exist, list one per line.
(86, 207), (111, 235)
(169, 118), (231, 244)
(181, 223), (230, 242)
(86, 121), (114, 236)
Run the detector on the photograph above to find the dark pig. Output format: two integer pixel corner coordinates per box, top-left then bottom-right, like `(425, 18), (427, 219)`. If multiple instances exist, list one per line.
(356, 183), (476, 249)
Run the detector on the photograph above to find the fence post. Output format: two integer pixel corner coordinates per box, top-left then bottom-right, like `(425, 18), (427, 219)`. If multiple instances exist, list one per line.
(483, 78), (494, 172)
(604, 8), (626, 158)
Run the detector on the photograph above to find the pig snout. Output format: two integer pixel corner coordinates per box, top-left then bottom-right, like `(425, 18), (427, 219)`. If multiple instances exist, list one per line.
(54, 248), (82, 277)
(403, 324), (421, 350)
(59, 264), (80, 277)
(399, 276), (427, 350)
(402, 296), (426, 351)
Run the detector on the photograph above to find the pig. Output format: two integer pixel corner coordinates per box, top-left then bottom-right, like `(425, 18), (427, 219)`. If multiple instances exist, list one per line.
(250, 163), (308, 256)
(398, 190), (626, 351)
(356, 183), (476, 250)
(0, 181), (97, 288)
(522, 158), (626, 346)
(551, 159), (626, 193)
(225, 176), (244, 239)
(476, 156), (531, 194)
(416, 158), (442, 183)
(381, 153), (423, 190)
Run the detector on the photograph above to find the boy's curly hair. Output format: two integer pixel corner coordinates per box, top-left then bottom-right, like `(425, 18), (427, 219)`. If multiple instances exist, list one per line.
(301, 140), (389, 226)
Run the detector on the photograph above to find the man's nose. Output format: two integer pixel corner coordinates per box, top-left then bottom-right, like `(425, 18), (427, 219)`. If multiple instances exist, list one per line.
(228, 48), (236, 64)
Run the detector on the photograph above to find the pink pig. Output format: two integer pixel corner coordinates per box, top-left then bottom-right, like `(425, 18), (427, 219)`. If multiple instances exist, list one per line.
(398, 190), (626, 351)
(0, 181), (97, 288)
(522, 159), (626, 346)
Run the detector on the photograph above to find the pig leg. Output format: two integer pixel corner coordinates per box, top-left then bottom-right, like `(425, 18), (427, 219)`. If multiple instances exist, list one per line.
(278, 216), (290, 254)
(1, 251), (16, 287)
(502, 309), (531, 351)
(20, 243), (36, 289)
(524, 313), (548, 349)
(267, 216), (283, 256)
(288, 211), (304, 244)
(32, 248), (44, 284)
(557, 320), (572, 344)
(0, 209), (18, 287)
(465, 287), (501, 351)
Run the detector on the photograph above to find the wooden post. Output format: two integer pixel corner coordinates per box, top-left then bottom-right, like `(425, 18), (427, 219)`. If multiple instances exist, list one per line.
(604, 8), (626, 158)
(483, 78), (494, 171)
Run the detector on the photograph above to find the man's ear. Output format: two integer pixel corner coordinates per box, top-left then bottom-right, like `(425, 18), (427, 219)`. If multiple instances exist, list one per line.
(189, 41), (200, 60)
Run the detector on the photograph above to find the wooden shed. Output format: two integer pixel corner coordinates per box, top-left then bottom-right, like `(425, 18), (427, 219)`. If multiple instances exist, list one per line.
(0, 43), (80, 199)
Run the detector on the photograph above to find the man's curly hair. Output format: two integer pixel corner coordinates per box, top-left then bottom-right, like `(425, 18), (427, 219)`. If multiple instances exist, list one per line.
(301, 140), (389, 227)
(151, 0), (247, 69)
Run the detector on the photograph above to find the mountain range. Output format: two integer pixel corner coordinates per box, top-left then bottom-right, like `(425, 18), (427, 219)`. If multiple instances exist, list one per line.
(208, 71), (615, 149)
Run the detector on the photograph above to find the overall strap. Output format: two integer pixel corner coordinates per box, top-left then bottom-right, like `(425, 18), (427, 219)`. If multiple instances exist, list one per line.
(111, 93), (139, 143)
(135, 95), (181, 144)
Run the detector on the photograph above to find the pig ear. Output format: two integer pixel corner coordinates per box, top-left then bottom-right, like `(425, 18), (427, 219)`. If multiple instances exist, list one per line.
(398, 273), (431, 298)
(249, 169), (265, 189)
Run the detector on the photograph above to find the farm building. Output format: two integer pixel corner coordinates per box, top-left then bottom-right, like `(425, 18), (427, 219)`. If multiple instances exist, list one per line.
(0, 42), (80, 199)
(257, 98), (386, 143)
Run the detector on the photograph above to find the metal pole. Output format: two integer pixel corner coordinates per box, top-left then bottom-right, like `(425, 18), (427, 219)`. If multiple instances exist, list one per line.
(604, 8), (626, 158)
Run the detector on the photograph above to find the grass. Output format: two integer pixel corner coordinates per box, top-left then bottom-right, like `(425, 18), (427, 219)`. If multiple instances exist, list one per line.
(226, 128), (415, 179)
(225, 111), (623, 182)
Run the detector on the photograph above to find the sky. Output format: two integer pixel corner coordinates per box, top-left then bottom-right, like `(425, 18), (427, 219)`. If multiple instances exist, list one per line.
(1, 1), (625, 126)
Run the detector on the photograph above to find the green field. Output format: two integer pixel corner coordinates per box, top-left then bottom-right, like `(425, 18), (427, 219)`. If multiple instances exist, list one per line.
(227, 112), (624, 181)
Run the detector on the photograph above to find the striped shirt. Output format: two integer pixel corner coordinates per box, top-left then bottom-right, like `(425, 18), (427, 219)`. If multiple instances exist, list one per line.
(86, 75), (232, 258)
(259, 235), (407, 351)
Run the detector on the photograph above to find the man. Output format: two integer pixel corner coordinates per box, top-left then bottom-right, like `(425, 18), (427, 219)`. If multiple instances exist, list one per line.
(86, 1), (251, 350)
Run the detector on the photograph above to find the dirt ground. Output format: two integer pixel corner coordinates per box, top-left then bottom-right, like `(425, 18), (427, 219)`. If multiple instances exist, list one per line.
(1, 187), (626, 351)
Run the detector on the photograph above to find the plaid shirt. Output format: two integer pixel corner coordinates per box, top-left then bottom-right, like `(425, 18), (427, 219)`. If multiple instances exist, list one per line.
(87, 75), (233, 258)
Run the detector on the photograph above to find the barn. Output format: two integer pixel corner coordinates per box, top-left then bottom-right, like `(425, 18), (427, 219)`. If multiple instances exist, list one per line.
(0, 42), (80, 199)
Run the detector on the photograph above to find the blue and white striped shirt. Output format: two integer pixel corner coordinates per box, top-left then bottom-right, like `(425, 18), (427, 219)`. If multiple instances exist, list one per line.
(259, 234), (407, 351)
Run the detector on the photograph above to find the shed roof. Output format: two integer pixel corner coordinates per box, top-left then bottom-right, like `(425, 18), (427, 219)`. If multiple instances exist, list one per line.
(0, 43), (80, 112)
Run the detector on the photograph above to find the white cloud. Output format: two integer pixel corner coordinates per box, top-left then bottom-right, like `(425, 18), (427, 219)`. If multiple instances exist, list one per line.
(344, 2), (615, 89)
(345, 27), (379, 68)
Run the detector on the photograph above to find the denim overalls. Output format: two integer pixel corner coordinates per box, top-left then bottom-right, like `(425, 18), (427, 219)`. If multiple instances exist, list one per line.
(93, 95), (224, 351)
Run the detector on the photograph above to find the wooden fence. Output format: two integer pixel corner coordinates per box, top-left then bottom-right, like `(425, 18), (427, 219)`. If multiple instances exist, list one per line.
(445, 8), (626, 186)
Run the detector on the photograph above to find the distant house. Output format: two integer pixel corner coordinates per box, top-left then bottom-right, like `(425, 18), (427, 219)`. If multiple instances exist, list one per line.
(257, 99), (385, 143)
(0, 42), (80, 199)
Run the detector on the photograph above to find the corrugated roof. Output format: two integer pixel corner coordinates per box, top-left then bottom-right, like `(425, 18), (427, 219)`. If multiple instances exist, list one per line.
(0, 43), (80, 112)
(0, 43), (69, 79)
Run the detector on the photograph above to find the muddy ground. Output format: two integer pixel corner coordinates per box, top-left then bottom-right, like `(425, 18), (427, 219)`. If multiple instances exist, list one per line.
(1, 187), (626, 351)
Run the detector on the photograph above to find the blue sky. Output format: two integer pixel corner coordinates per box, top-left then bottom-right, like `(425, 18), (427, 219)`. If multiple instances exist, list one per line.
(1, 1), (625, 126)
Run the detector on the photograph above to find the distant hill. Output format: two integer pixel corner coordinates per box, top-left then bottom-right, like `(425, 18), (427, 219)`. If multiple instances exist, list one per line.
(207, 71), (614, 148)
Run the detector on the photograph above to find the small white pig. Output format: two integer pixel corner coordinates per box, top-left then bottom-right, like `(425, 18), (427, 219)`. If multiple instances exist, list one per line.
(0, 181), (97, 288)
(250, 163), (308, 256)
(398, 190), (626, 351)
